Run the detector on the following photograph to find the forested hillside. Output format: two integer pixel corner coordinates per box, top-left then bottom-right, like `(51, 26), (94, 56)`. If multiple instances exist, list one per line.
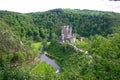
(0, 9), (120, 41)
(0, 9), (120, 80)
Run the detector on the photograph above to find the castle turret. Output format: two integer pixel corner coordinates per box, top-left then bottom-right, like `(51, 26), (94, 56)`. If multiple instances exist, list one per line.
(61, 33), (64, 42)
(69, 27), (72, 35)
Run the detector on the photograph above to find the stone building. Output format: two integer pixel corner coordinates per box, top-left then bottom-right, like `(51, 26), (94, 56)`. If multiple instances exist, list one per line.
(58, 25), (75, 44)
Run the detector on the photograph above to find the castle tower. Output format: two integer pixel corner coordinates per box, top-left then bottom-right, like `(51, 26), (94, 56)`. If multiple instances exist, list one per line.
(69, 27), (72, 35)
(59, 25), (75, 44)
(66, 25), (69, 34)
(61, 33), (64, 42)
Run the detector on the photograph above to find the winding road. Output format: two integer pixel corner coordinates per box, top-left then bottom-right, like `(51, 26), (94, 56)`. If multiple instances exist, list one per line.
(39, 45), (60, 73)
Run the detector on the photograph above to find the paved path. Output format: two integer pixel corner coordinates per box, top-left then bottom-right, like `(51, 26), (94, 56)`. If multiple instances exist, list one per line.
(40, 53), (60, 73)
(39, 45), (60, 73)
(68, 43), (93, 64)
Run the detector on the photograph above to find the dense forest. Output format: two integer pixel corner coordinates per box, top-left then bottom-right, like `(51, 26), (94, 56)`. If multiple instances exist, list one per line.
(0, 9), (120, 80)
(0, 9), (120, 41)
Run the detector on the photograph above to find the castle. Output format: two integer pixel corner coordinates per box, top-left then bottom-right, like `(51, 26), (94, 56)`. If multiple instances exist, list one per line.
(58, 25), (75, 44)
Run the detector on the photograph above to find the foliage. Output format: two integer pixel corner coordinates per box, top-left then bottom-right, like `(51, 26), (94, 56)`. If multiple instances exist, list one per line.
(0, 9), (120, 79)
(87, 33), (120, 79)
(31, 62), (55, 75)
(0, 9), (120, 42)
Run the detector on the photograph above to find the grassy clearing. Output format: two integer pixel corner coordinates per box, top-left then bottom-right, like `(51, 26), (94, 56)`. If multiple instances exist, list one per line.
(47, 42), (51, 46)
(31, 42), (41, 51)
(31, 62), (55, 74)
(31, 42), (50, 51)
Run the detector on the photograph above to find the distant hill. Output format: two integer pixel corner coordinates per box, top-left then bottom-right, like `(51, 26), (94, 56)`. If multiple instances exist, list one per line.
(0, 9), (120, 41)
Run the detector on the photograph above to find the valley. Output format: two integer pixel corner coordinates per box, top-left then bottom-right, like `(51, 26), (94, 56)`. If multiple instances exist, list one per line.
(0, 9), (120, 80)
